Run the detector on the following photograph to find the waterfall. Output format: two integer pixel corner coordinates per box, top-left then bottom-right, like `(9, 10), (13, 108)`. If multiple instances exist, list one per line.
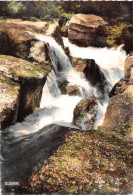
(33, 34), (72, 73)
(5, 33), (126, 137)
(45, 71), (61, 97)
(63, 37), (126, 128)
(63, 37), (126, 90)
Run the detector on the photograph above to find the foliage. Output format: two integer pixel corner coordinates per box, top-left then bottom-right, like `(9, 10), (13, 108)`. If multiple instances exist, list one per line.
(8, 1), (22, 14)
(60, 24), (66, 33)
(38, 0), (48, 7)
(28, 130), (133, 194)
(106, 23), (131, 47)
(55, 5), (74, 19)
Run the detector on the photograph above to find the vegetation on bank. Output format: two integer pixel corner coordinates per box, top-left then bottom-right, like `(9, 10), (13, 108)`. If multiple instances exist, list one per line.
(27, 128), (132, 194)
(106, 23), (132, 48)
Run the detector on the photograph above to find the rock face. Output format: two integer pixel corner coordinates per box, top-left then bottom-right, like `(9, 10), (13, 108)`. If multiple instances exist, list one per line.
(68, 14), (108, 47)
(0, 55), (51, 128)
(125, 54), (133, 79)
(0, 20), (63, 62)
(0, 75), (20, 128)
(73, 97), (98, 130)
(107, 54), (133, 140)
(103, 84), (133, 142)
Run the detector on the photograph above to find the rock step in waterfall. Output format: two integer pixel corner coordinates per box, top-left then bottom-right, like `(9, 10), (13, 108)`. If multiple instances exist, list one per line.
(5, 32), (126, 136)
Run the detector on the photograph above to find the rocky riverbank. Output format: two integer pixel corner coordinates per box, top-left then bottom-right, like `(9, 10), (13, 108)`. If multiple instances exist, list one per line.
(1, 2), (133, 194)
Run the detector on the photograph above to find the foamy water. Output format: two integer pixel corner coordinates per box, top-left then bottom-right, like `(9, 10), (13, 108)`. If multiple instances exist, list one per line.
(63, 37), (126, 90)
(5, 34), (126, 137)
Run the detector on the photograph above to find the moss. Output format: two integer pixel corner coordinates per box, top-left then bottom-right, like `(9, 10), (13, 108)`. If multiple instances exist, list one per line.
(98, 126), (107, 136)
(0, 55), (51, 81)
(27, 130), (132, 194)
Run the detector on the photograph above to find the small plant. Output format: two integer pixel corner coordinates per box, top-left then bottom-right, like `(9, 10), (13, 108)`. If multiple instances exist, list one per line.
(8, 1), (22, 14)
(98, 126), (107, 135)
(60, 24), (66, 33)
(55, 5), (74, 19)
(106, 23), (131, 47)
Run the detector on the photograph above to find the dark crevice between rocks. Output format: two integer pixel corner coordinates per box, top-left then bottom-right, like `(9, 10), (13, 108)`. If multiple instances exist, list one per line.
(17, 77), (46, 122)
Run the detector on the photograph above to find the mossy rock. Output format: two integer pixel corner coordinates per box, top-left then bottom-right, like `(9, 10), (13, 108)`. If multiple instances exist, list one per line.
(0, 55), (51, 128)
(73, 96), (98, 130)
(27, 130), (132, 194)
(103, 84), (133, 142)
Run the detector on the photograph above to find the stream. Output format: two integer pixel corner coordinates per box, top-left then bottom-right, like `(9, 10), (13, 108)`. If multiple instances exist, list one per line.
(1, 34), (126, 193)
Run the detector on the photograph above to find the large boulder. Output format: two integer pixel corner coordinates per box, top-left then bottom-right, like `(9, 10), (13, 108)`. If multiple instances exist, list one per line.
(27, 129), (132, 194)
(73, 97), (98, 130)
(103, 84), (133, 142)
(68, 14), (108, 47)
(0, 55), (51, 129)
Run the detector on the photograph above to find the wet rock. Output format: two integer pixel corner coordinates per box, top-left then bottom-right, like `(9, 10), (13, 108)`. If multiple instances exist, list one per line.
(68, 14), (108, 47)
(73, 97), (98, 130)
(71, 57), (87, 70)
(58, 79), (68, 94)
(103, 84), (133, 141)
(72, 57), (106, 87)
(71, 57), (107, 98)
(0, 55), (51, 128)
(66, 85), (80, 96)
(83, 59), (106, 87)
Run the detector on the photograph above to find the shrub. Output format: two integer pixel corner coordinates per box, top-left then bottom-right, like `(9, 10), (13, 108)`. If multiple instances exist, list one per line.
(106, 23), (131, 47)
(55, 5), (74, 19)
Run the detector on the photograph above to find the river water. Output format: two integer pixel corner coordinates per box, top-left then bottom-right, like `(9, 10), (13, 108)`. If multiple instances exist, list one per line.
(4, 34), (126, 137)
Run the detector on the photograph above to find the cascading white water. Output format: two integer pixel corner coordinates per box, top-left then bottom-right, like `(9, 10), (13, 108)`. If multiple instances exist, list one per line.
(46, 71), (61, 97)
(5, 34), (126, 137)
(63, 37), (126, 90)
(63, 37), (126, 128)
